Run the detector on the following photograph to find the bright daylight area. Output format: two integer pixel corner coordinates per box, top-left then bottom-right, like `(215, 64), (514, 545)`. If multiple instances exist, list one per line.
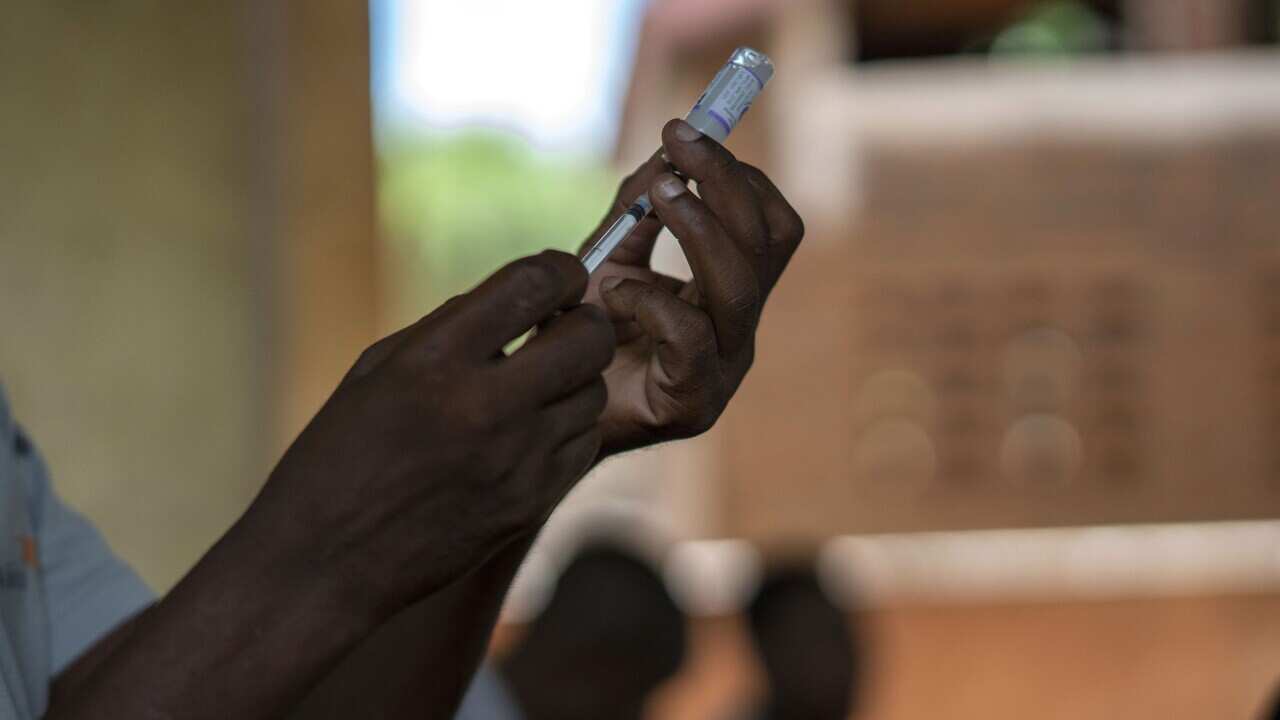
(370, 0), (647, 327)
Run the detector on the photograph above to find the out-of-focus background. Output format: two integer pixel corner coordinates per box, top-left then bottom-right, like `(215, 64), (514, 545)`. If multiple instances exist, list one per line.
(3, 1), (1280, 718)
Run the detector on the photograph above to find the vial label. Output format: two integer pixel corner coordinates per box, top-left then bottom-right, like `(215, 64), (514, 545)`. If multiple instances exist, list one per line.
(689, 66), (762, 142)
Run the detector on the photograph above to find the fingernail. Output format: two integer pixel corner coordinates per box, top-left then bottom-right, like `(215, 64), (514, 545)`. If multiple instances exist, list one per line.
(674, 120), (702, 142)
(601, 276), (624, 292)
(654, 175), (687, 202)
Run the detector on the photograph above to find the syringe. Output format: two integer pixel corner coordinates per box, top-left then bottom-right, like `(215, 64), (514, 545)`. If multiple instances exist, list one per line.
(581, 46), (775, 274)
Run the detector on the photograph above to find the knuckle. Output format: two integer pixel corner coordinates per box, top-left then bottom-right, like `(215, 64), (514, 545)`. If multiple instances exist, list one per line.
(422, 340), (450, 363)
(683, 404), (723, 437)
(682, 210), (717, 239)
(391, 339), (446, 372)
(415, 335), (452, 365)
(353, 340), (389, 374)
(671, 306), (707, 337)
(726, 284), (763, 319)
(436, 294), (466, 314)
(617, 170), (639, 194)
(738, 163), (805, 243)
(781, 208), (806, 243)
(709, 148), (739, 178)
(508, 255), (564, 302)
(746, 230), (771, 259)
(695, 318), (719, 348)
(739, 162), (773, 194)
(615, 172), (645, 209)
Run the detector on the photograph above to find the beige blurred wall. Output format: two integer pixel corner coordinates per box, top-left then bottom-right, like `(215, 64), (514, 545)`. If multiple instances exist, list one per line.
(0, 2), (378, 591)
(0, 3), (263, 592)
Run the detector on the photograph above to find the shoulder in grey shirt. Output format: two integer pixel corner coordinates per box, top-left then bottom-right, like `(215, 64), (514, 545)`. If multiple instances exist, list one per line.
(0, 385), (154, 718)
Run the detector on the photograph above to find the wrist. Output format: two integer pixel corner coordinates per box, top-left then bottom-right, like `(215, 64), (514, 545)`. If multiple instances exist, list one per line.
(73, 507), (393, 720)
(222, 502), (390, 637)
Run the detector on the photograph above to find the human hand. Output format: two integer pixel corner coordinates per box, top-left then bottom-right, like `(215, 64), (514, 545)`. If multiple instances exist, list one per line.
(246, 250), (615, 616)
(580, 119), (804, 455)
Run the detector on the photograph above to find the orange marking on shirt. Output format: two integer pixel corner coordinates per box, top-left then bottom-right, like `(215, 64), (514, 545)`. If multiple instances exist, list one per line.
(20, 535), (37, 568)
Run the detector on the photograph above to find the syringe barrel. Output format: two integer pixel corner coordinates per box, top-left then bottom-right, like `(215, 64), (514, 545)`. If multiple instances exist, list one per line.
(684, 47), (774, 145)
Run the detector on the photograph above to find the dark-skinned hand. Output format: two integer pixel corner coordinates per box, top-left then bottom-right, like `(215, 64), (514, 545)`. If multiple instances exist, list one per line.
(580, 118), (805, 456)
(244, 250), (616, 616)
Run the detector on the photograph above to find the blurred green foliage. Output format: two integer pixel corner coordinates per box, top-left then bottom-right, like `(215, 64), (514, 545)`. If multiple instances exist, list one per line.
(990, 1), (1111, 57)
(379, 130), (617, 320)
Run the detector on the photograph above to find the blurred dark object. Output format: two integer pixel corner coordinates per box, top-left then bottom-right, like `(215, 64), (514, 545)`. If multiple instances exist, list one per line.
(746, 565), (863, 720)
(855, 0), (1120, 60)
(1248, 0), (1280, 44)
(1266, 680), (1280, 720)
(853, 0), (1280, 60)
(500, 543), (687, 720)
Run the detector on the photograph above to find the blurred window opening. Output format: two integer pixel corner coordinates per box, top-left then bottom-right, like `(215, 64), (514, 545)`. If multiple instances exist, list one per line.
(849, 0), (1279, 63)
(369, 0), (644, 326)
(989, 1), (1116, 56)
(851, 0), (1123, 62)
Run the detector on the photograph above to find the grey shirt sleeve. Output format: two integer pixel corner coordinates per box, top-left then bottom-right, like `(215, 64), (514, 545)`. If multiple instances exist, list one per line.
(454, 664), (524, 720)
(25, 442), (154, 676)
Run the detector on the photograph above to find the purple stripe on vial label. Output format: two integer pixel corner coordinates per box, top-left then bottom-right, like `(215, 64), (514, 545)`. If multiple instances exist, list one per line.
(707, 109), (733, 136)
(742, 66), (766, 91)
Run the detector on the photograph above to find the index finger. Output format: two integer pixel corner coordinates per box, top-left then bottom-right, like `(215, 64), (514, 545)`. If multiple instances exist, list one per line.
(434, 250), (588, 359)
(660, 119), (772, 284)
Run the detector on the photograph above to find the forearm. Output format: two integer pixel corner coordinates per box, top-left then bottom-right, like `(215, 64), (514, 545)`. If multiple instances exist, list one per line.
(289, 446), (625, 719)
(45, 511), (384, 720)
(290, 533), (537, 720)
